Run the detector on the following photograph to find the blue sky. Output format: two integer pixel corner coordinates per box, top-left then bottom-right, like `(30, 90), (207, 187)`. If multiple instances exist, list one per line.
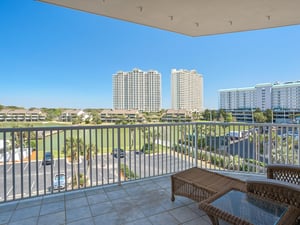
(1, 1), (300, 110)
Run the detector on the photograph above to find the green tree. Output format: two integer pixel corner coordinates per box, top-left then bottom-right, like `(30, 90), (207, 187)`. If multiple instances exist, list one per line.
(202, 109), (211, 121)
(42, 108), (62, 121)
(129, 128), (135, 150)
(253, 111), (266, 123)
(224, 112), (233, 122)
(90, 111), (102, 124)
(65, 137), (95, 187)
(271, 134), (297, 164)
(6, 105), (24, 110)
(211, 110), (217, 121)
(72, 115), (82, 124)
(65, 138), (84, 187)
(140, 126), (160, 153)
(264, 109), (273, 123)
(85, 143), (95, 184)
(217, 109), (226, 122)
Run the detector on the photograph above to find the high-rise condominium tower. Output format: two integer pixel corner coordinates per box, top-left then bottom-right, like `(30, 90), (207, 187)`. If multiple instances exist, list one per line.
(171, 69), (203, 112)
(219, 81), (300, 110)
(113, 68), (161, 112)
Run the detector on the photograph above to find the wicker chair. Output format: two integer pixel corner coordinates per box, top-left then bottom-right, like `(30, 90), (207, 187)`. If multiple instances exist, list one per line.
(171, 167), (246, 202)
(246, 179), (300, 225)
(199, 180), (300, 225)
(172, 165), (300, 224)
(171, 164), (300, 203)
(267, 164), (300, 185)
(246, 179), (300, 208)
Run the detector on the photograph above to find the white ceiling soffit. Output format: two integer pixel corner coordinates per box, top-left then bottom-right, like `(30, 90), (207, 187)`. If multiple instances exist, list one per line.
(38, 0), (300, 37)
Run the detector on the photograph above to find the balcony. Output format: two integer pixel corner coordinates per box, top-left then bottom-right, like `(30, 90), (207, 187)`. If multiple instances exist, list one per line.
(0, 173), (266, 225)
(0, 122), (299, 224)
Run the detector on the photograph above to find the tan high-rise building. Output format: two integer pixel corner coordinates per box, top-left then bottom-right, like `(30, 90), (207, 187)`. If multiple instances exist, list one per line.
(171, 69), (203, 112)
(113, 68), (161, 112)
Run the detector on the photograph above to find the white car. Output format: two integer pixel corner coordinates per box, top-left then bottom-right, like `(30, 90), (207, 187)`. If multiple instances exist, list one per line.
(53, 174), (66, 190)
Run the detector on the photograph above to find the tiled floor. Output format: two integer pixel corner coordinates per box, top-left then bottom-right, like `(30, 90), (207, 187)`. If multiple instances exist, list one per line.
(0, 175), (213, 225)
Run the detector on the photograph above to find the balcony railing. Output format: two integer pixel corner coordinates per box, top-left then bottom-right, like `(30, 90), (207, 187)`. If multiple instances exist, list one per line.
(0, 122), (299, 203)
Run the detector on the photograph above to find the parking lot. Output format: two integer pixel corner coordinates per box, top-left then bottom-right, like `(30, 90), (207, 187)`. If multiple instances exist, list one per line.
(0, 150), (191, 200)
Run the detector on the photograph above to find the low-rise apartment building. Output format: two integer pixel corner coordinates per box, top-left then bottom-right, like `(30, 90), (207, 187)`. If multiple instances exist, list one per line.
(161, 109), (192, 122)
(0, 109), (46, 122)
(60, 109), (87, 122)
(100, 109), (144, 123)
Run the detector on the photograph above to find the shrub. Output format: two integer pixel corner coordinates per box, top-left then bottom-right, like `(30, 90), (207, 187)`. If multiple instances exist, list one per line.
(120, 164), (138, 179)
(141, 143), (154, 154)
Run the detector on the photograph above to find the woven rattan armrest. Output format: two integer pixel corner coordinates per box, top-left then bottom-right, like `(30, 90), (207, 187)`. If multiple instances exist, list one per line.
(267, 164), (300, 185)
(246, 179), (300, 224)
(246, 179), (300, 208)
(199, 187), (300, 225)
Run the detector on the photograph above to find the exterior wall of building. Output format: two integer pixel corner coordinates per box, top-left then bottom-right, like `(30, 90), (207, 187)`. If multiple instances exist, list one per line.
(113, 68), (161, 112)
(100, 109), (144, 123)
(59, 110), (87, 122)
(219, 87), (256, 110)
(161, 109), (191, 122)
(219, 81), (300, 111)
(255, 83), (272, 110)
(0, 109), (46, 122)
(113, 71), (125, 110)
(272, 82), (300, 110)
(171, 69), (203, 112)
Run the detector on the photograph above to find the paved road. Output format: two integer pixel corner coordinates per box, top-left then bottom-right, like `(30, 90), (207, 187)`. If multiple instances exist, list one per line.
(2, 135), (287, 201)
(0, 151), (192, 201)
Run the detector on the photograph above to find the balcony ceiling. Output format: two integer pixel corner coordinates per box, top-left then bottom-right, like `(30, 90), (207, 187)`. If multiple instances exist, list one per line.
(38, 0), (300, 37)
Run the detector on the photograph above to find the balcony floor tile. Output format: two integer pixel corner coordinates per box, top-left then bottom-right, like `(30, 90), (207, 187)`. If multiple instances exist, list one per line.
(1, 175), (216, 225)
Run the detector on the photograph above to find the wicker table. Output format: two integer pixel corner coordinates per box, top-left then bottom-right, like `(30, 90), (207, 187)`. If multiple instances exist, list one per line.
(199, 188), (300, 225)
(171, 167), (246, 202)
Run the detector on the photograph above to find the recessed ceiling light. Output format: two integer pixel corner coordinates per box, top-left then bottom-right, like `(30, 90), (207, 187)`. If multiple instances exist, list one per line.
(137, 6), (143, 12)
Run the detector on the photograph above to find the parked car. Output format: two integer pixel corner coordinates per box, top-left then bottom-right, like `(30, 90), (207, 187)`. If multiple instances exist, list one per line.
(111, 148), (125, 158)
(282, 132), (299, 140)
(225, 131), (246, 140)
(134, 149), (143, 154)
(42, 152), (52, 165)
(53, 174), (66, 190)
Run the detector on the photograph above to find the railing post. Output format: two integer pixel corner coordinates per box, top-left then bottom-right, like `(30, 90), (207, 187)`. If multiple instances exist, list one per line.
(117, 127), (121, 186)
(194, 124), (198, 167)
(268, 125), (272, 166)
(3, 132), (7, 202)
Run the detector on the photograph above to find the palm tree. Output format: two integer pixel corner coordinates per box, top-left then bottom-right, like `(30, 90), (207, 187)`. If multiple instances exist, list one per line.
(271, 135), (298, 164)
(65, 137), (84, 187)
(66, 137), (97, 187)
(140, 126), (160, 153)
(129, 128), (135, 150)
(85, 143), (96, 185)
(247, 129), (263, 172)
